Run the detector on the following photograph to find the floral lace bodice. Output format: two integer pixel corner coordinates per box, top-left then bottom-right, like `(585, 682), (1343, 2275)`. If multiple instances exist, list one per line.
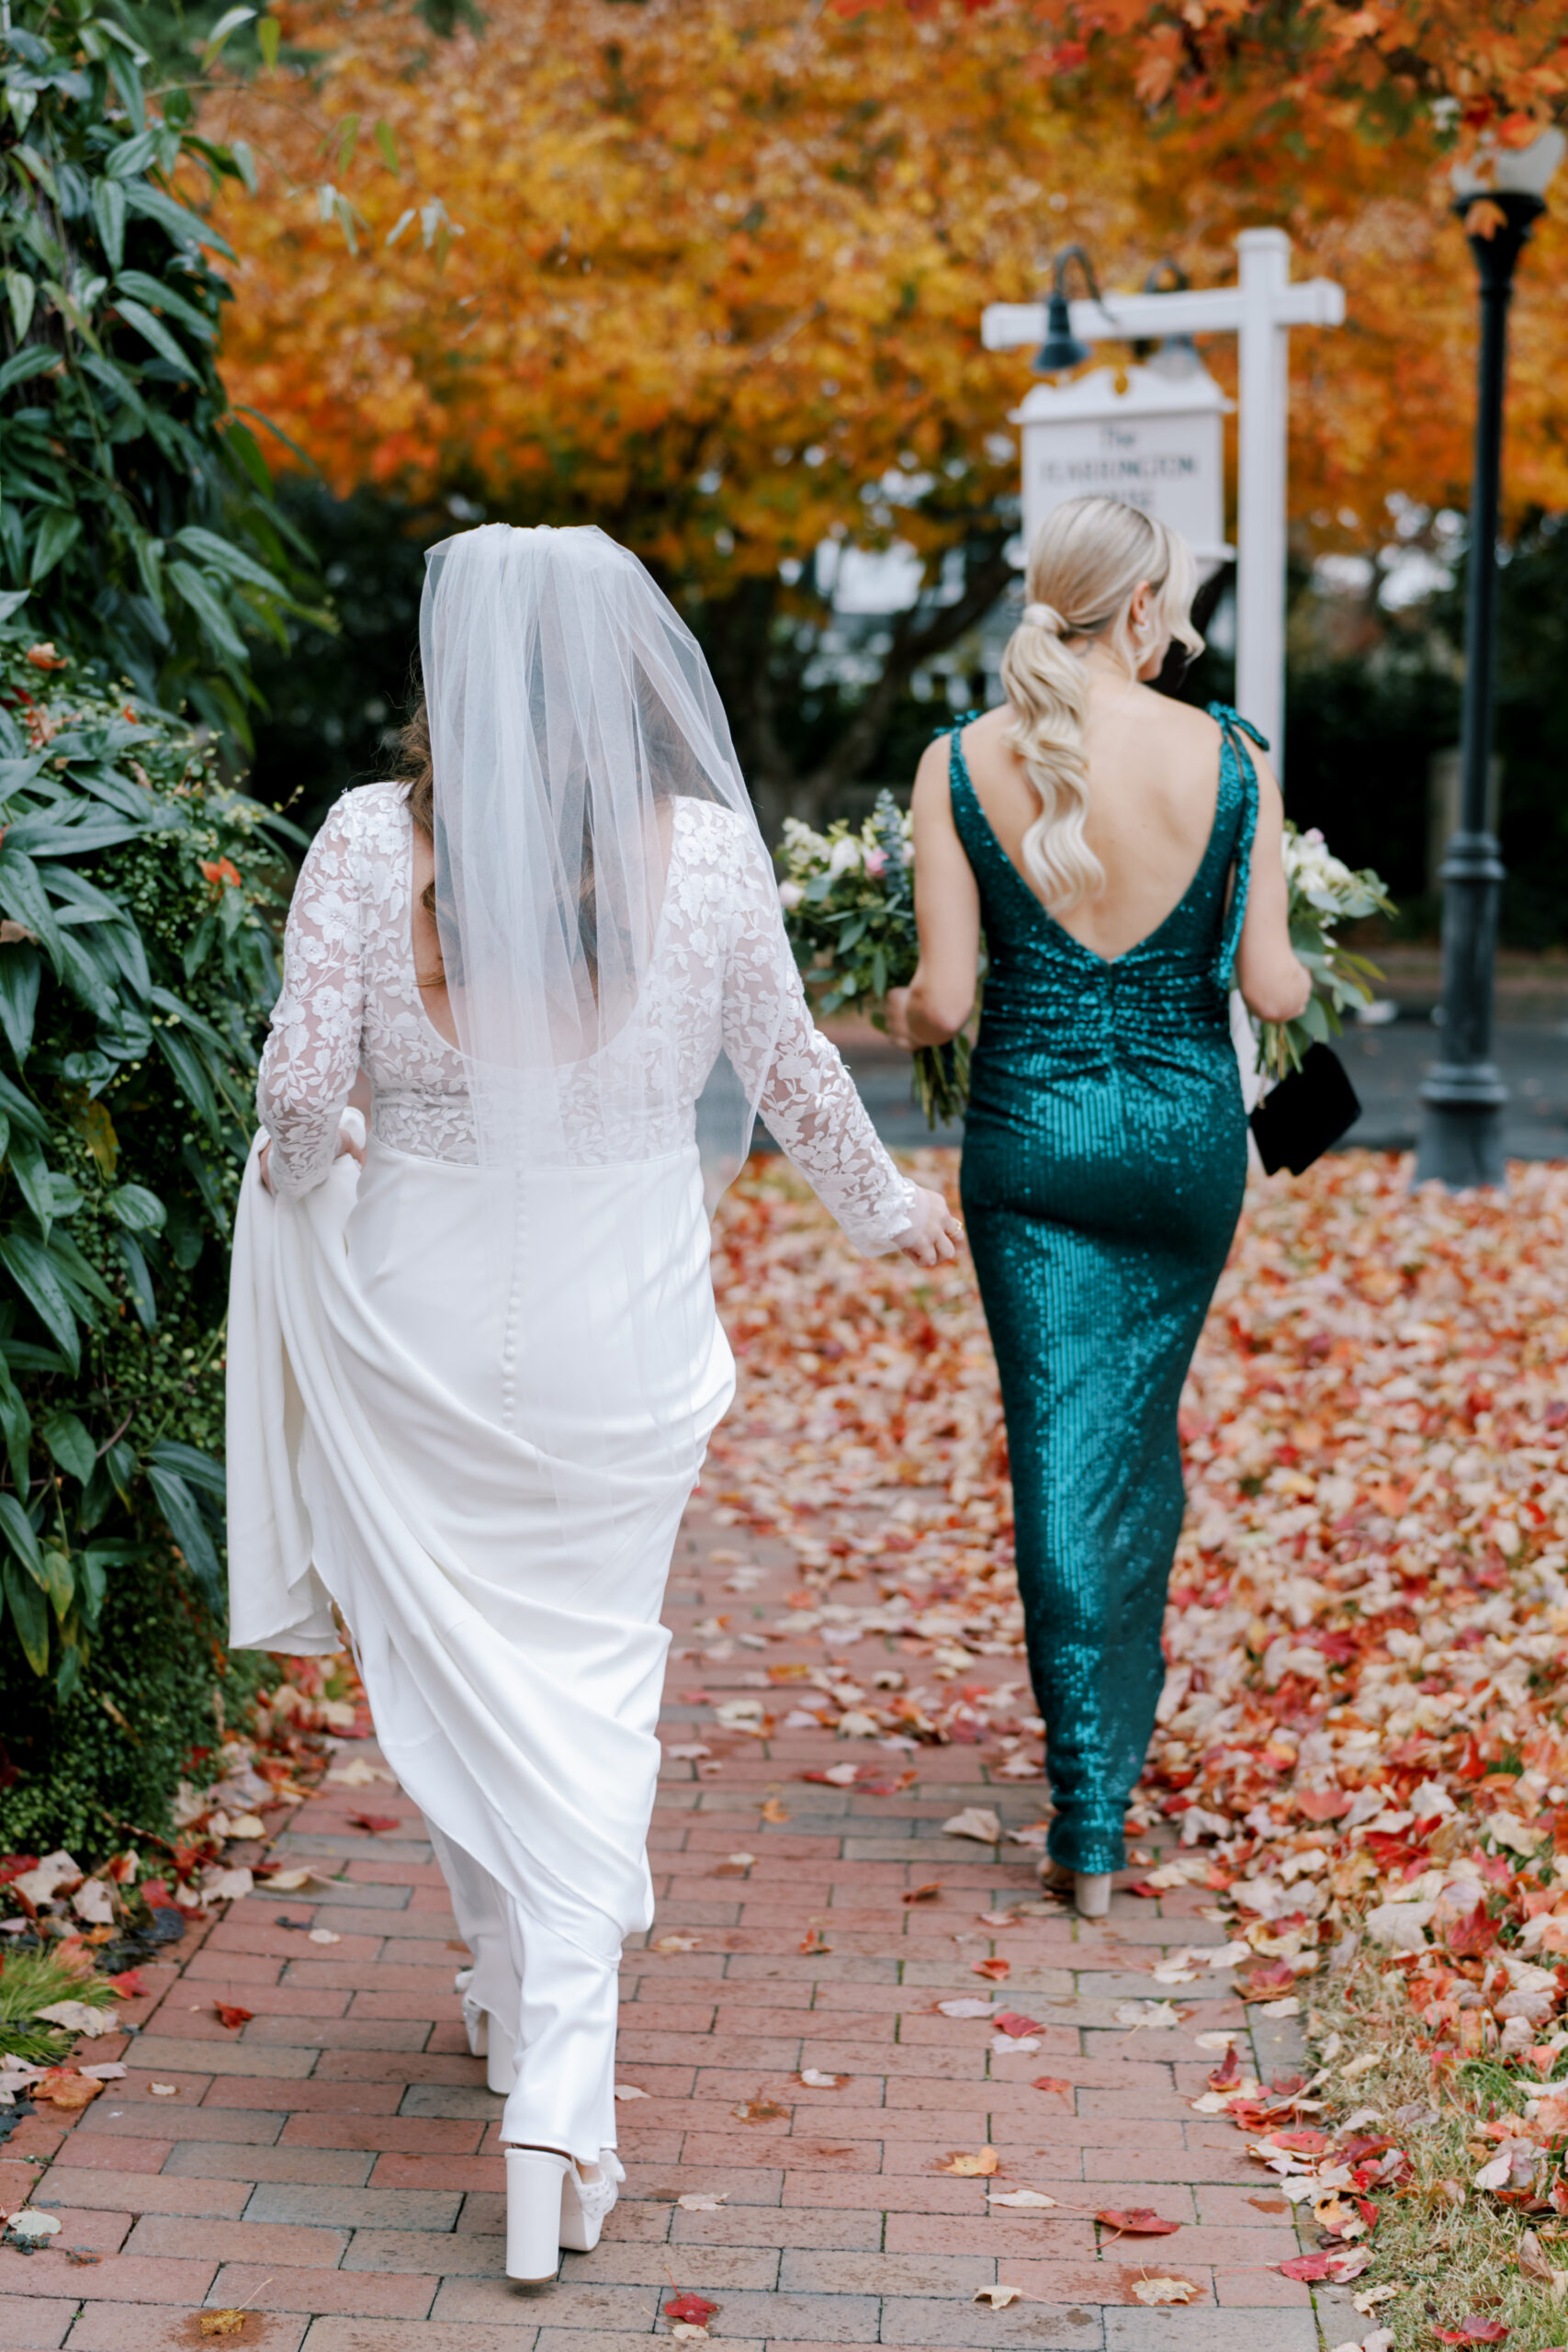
(256, 782), (916, 1253)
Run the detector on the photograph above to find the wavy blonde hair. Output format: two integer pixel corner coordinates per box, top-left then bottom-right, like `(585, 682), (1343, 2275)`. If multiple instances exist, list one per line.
(999, 496), (1203, 910)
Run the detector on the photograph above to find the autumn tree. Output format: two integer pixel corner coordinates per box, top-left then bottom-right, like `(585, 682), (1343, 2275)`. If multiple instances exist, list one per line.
(205, 0), (1568, 821)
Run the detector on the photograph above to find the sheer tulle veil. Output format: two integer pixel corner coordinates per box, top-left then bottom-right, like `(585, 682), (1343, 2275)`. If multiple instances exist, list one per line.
(420, 522), (773, 1187)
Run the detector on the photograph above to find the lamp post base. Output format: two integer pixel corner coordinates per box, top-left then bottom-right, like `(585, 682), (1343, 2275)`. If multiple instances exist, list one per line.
(1414, 1080), (1507, 1190)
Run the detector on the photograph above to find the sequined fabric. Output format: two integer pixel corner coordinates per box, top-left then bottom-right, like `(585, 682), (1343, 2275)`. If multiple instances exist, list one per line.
(953, 707), (1261, 1874)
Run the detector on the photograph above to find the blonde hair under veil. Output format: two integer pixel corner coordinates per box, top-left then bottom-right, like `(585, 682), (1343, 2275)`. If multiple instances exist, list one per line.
(999, 497), (1204, 910)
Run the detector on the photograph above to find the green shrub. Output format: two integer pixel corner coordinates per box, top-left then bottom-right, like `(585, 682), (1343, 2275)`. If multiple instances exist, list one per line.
(0, 1551), (271, 1865)
(0, 2), (322, 746)
(0, 629), (294, 1849)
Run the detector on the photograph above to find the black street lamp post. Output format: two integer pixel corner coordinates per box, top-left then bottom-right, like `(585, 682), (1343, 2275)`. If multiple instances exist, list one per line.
(1416, 131), (1562, 1188)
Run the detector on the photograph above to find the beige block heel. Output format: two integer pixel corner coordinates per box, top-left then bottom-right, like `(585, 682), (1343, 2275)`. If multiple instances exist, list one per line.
(504, 2146), (570, 2282)
(1074, 1871), (1112, 1918)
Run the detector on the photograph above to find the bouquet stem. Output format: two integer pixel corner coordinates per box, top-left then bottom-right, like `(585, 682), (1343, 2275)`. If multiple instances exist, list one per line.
(911, 1035), (971, 1130)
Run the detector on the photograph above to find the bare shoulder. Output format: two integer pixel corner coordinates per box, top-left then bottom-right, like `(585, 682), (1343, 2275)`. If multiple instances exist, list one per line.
(1134, 687), (1223, 753)
(912, 729), (956, 805)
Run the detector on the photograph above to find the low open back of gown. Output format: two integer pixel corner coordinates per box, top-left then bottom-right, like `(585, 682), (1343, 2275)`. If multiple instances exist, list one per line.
(226, 779), (913, 2161)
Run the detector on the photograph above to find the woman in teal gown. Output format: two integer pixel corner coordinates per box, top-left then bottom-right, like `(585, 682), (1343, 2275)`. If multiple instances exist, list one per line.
(886, 496), (1309, 1915)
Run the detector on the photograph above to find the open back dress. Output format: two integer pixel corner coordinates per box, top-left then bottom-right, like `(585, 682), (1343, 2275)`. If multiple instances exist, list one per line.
(950, 706), (1260, 1875)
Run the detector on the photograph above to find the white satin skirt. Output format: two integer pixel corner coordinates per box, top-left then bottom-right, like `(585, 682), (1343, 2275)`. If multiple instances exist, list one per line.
(225, 1127), (734, 2159)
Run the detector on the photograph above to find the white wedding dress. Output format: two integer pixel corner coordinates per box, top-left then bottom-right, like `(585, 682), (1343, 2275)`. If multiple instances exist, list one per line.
(226, 777), (914, 2165)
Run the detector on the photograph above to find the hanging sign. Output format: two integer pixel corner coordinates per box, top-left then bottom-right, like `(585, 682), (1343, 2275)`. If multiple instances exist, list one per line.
(1012, 359), (1233, 574)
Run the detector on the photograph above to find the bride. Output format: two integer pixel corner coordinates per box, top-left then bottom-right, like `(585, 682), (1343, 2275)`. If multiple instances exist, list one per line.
(225, 524), (960, 2283)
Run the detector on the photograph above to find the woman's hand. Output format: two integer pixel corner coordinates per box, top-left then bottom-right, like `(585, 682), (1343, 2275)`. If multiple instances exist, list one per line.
(256, 1123), (365, 1199)
(883, 987), (916, 1052)
(894, 1179), (964, 1267)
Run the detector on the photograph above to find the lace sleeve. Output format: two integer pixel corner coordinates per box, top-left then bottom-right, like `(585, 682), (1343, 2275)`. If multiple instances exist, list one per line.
(256, 797), (367, 1200)
(719, 825), (916, 1255)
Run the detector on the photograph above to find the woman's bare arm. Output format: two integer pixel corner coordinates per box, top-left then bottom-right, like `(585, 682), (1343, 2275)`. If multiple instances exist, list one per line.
(1235, 752), (1313, 1024)
(884, 737), (982, 1051)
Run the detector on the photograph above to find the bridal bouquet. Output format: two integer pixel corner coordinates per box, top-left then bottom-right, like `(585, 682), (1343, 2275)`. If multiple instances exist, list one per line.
(1258, 823), (1395, 1080)
(776, 791), (973, 1127)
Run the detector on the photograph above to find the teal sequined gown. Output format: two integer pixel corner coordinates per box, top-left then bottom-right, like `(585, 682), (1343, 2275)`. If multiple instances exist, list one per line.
(951, 707), (1260, 1876)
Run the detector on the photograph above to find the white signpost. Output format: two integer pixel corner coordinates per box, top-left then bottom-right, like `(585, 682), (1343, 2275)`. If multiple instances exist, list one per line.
(983, 229), (1346, 769)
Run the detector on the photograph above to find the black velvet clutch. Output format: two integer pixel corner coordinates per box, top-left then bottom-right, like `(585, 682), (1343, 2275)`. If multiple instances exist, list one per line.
(1250, 1043), (1361, 1177)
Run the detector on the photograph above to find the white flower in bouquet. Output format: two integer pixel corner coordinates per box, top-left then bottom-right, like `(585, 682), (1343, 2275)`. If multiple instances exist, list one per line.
(1257, 821), (1395, 1080)
(773, 787), (967, 1127)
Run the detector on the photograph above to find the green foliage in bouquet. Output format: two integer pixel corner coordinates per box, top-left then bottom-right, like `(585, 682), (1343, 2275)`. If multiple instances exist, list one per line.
(1257, 821), (1395, 1081)
(0, 2), (324, 749)
(776, 788), (974, 1129)
(0, 631), (296, 1743)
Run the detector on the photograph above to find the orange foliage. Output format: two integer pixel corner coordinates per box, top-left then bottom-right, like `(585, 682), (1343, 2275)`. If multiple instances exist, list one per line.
(205, 0), (1568, 590)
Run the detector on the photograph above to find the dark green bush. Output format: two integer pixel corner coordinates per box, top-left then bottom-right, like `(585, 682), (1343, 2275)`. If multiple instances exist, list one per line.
(0, 1551), (268, 1859)
(0, 2), (321, 746)
(0, 632), (294, 1851)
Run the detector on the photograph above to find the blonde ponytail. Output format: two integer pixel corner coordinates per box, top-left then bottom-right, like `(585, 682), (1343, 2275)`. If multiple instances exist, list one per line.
(999, 496), (1203, 911)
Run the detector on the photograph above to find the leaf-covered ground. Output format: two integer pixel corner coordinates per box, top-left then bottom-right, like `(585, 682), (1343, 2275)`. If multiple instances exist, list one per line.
(709, 1147), (1568, 2346)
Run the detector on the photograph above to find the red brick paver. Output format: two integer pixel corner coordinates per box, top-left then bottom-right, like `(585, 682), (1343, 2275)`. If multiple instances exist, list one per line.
(6, 1507), (1322, 2348)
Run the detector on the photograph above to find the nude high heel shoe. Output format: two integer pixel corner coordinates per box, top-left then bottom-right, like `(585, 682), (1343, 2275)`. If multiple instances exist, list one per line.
(504, 2146), (570, 2282)
(1074, 1872), (1112, 1918)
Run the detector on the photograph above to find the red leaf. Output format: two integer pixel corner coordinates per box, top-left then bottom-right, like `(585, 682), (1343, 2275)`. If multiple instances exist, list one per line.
(1434, 2324), (1508, 2345)
(347, 1813), (401, 1835)
(1277, 2254), (1333, 2281)
(141, 1879), (179, 1910)
(972, 1957), (1010, 1982)
(1208, 2044), (1241, 2091)
(992, 2012), (1043, 2039)
(798, 1928), (831, 1955)
(665, 2292), (719, 2324)
(1295, 1788), (1352, 1821)
(1032, 2076), (1071, 2097)
(1271, 2129), (1330, 2154)
(214, 2003), (254, 2030)
(1097, 2207), (1181, 2235)
(901, 1883), (942, 1905)
(1242, 1960), (1297, 1995)
(106, 1968), (148, 1997)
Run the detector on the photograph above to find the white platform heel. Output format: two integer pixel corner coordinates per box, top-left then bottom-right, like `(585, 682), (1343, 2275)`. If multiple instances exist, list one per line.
(1074, 1872), (1112, 1918)
(504, 2147), (570, 2282)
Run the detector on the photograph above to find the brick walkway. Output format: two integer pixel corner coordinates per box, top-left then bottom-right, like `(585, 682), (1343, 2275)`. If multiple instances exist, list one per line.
(3, 1504), (1324, 2350)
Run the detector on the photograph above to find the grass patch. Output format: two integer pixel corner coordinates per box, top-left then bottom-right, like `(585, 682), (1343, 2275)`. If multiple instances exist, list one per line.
(1309, 1968), (1568, 2347)
(0, 1948), (115, 2065)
